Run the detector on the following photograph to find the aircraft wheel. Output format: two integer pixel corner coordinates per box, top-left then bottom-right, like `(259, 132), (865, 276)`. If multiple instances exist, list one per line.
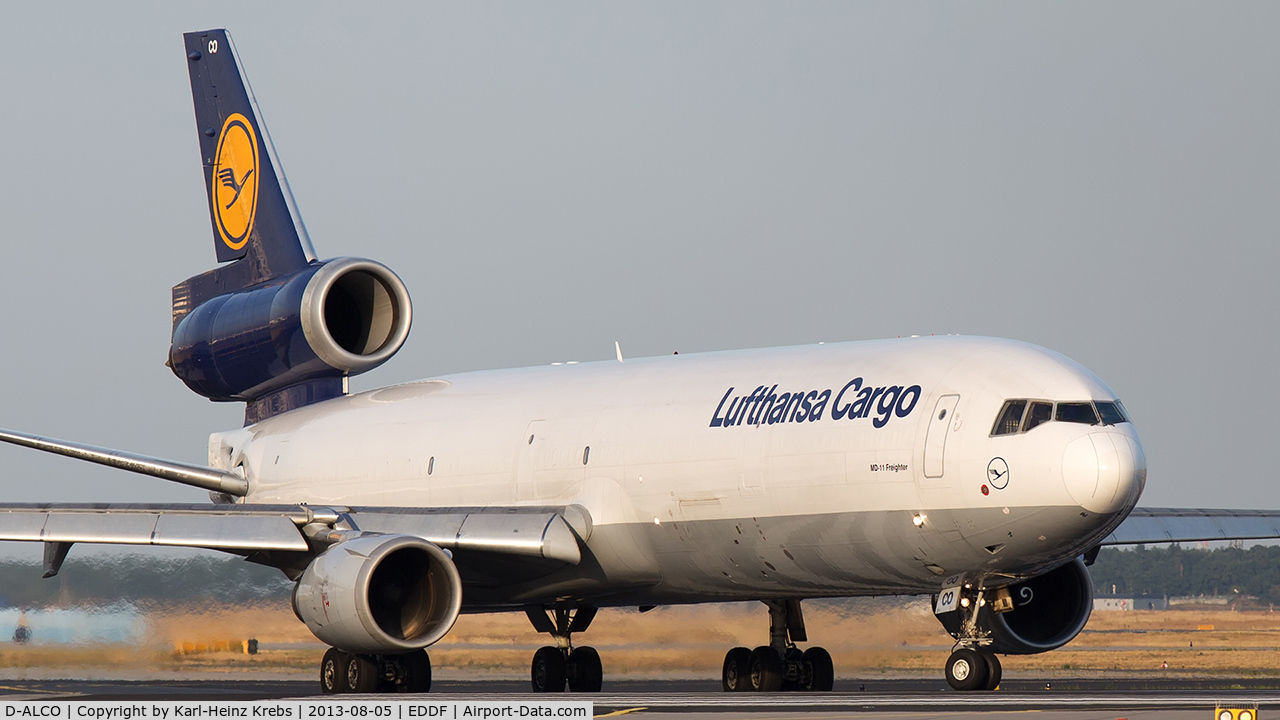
(531, 646), (567, 693)
(722, 647), (752, 691)
(344, 654), (380, 694)
(748, 646), (784, 692)
(320, 647), (348, 694)
(400, 649), (432, 693)
(567, 646), (603, 692)
(981, 651), (1002, 691)
(944, 649), (989, 692)
(800, 647), (834, 692)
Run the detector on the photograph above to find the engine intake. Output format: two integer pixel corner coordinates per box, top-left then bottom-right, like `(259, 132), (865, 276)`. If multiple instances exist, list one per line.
(935, 558), (1093, 655)
(170, 257), (411, 402)
(293, 534), (463, 654)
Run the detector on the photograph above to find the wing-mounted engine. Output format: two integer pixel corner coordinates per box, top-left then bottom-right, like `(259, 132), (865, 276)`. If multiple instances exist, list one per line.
(935, 558), (1093, 655)
(292, 534), (463, 654)
(169, 257), (411, 408)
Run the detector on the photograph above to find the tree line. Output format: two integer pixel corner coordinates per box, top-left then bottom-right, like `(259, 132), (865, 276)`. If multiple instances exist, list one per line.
(1090, 545), (1280, 600)
(0, 545), (1275, 609)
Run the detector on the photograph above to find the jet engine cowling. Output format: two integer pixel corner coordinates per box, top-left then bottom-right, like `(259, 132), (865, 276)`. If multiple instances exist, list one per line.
(292, 534), (463, 654)
(935, 558), (1093, 655)
(169, 257), (412, 402)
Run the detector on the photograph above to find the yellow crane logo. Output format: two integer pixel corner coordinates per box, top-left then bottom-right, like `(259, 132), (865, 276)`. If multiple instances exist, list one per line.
(212, 113), (259, 251)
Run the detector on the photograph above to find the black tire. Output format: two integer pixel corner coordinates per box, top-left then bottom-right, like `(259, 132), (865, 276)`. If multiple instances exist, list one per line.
(567, 646), (603, 692)
(320, 648), (348, 694)
(721, 647), (752, 692)
(981, 652), (1002, 691)
(748, 646), (784, 692)
(944, 649), (989, 692)
(531, 646), (567, 693)
(344, 654), (380, 694)
(800, 647), (834, 692)
(401, 650), (432, 693)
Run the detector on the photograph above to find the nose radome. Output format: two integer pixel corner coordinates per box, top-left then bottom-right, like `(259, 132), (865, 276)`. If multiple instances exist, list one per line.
(1062, 432), (1144, 514)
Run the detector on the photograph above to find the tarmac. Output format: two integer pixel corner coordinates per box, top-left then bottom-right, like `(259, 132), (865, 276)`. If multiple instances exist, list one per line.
(0, 676), (1273, 718)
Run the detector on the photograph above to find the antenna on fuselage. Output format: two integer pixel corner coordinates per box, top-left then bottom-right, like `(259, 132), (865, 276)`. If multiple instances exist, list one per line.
(615, 341), (624, 363)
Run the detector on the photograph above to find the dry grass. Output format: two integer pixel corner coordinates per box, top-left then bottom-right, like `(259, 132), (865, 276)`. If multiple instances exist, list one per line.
(4, 601), (1280, 678)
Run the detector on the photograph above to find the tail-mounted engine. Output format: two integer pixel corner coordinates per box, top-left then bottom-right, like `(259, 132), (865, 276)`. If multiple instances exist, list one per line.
(169, 257), (411, 406)
(935, 558), (1093, 655)
(292, 534), (463, 654)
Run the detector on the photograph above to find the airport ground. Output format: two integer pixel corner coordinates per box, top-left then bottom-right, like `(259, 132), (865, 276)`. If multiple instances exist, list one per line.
(3, 601), (1280, 716)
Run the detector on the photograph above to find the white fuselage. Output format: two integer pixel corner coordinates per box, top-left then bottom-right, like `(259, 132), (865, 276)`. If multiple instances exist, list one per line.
(213, 336), (1145, 607)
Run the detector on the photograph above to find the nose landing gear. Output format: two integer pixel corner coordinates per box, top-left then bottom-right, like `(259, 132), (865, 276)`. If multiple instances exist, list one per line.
(721, 600), (833, 692)
(942, 586), (1002, 691)
(526, 606), (603, 693)
(944, 647), (1001, 691)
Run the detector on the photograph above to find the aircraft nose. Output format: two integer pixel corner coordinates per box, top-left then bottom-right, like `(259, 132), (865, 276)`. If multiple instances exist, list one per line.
(1062, 431), (1146, 514)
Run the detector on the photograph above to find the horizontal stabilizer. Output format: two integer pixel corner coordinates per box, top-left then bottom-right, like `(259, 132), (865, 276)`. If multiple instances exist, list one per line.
(1104, 507), (1280, 545)
(0, 429), (248, 496)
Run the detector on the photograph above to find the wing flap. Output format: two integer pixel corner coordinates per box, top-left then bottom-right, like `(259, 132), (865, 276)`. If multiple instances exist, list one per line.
(151, 514), (307, 551)
(0, 503), (589, 564)
(345, 507), (584, 565)
(1104, 507), (1280, 545)
(0, 505), (309, 552)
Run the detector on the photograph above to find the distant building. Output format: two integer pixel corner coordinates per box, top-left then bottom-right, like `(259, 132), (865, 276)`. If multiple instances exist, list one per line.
(1094, 595), (1132, 611)
(1169, 596), (1230, 607)
(1094, 594), (1168, 611)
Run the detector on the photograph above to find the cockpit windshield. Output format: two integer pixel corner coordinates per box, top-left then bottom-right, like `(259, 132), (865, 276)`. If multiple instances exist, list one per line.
(1096, 401), (1127, 425)
(990, 398), (1129, 436)
(992, 400), (1026, 436)
(1056, 402), (1098, 424)
(1024, 401), (1053, 431)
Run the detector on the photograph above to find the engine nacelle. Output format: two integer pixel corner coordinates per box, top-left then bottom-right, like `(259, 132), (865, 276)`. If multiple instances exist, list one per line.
(170, 257), (412, 402)
(935, 558), (1093, 655)
(292, 534), (463, 654)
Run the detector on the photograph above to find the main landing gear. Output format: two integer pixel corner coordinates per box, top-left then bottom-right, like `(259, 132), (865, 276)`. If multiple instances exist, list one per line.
(319, 648), (432, 694)
(722, 600), (833, 692)
(526, 606), (603, 693)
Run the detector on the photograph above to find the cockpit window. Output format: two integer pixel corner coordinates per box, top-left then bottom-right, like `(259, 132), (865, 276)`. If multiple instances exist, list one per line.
(1096, 401), (1128, 425)
(991, 398), (1129, 436)
(1023, 402), (1053, 431)
(991, 400), (1027, 436)
(1056, 402), (1099, 425)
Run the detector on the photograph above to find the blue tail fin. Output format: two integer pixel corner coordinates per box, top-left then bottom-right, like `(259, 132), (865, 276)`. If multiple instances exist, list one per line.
(183, 29), (315, 272)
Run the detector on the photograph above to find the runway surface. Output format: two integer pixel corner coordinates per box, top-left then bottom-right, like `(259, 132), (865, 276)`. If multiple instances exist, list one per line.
(0, 676), (1277, 717)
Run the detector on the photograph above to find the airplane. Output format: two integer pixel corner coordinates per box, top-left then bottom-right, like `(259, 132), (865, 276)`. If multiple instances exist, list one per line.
(2, 28), (1279, 696)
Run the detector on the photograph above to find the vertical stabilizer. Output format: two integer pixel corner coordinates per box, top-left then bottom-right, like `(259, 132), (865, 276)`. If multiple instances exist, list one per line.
(183, 29), (316, 273)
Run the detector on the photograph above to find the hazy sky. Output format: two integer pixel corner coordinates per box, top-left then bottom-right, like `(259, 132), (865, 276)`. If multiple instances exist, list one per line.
(0, 3), (1277, 551)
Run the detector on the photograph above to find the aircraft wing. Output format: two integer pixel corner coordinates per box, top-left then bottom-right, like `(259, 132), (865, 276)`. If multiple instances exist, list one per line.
(1102, 507), (1280, 545)
(0, 503), (588, 576)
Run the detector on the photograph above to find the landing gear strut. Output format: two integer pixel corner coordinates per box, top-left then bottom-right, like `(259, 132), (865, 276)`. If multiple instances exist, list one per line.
(319, 647), (432, 694)
(722, 599), (833, 692)
(526, 606), (602, 693)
